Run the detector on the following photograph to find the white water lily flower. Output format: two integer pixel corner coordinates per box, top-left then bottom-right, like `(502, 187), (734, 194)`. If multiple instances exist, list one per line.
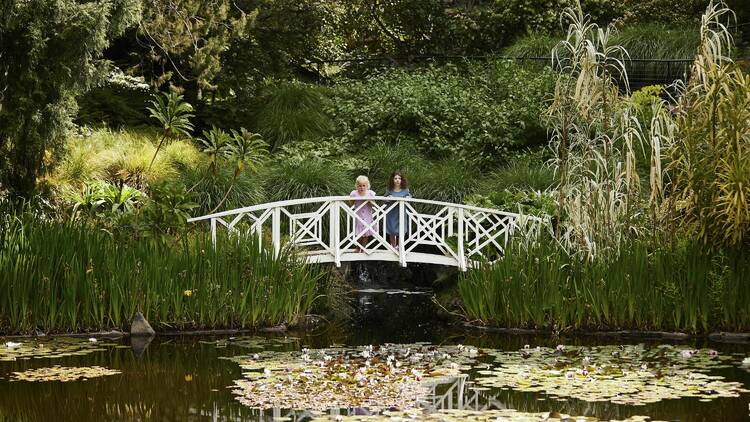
(523, 344), (530, 349)
(681, 349), (694, 358)
(87, 338), (97, 343)
(468, 348), (478, 356)
(457, 344), (464, 351)
(252, 354), (260, 360)
(362, 349), (370, 359)
(263, 368), (271, 377)
(741, 357), (750, 366)
(5, 342), (21, 348)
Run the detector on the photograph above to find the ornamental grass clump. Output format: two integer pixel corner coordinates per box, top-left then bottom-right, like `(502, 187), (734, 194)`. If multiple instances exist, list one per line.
(668, 2), (750, 249)
(545, 2), (677, 259)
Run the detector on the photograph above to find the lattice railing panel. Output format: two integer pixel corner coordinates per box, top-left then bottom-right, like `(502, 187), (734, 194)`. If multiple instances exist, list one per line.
(188, 196), (545, 270)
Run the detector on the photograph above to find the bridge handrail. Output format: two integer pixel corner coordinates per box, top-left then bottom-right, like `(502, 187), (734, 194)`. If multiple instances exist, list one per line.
(187, 195), (545, 223)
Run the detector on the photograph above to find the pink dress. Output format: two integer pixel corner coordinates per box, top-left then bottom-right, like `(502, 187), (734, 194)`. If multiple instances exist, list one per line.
(350, 190), (377, 237)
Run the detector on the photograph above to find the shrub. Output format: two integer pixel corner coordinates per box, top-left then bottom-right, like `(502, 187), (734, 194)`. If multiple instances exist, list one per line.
(479, 152), (556, 193)
(255, 82), (332, 149)
(409, 159), (481, 204)
(180, 163), (265, 216)
(325, 61), (555, 167)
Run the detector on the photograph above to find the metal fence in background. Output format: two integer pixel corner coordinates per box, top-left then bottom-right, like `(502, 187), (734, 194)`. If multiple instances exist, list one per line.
(307, 55), (697, 92)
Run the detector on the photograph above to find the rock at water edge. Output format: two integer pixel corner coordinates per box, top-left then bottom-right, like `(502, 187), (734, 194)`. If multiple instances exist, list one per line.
(130, 312), (155, 337)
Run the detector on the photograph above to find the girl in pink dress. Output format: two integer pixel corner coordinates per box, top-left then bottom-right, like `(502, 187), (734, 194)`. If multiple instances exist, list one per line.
(350, 175), (377, 252)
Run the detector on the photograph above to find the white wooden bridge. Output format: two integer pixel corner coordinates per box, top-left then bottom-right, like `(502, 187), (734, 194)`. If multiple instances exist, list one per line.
(187, 196), (542, 270)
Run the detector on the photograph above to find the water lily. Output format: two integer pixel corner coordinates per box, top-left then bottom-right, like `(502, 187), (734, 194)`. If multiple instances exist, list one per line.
(681, 349), (694, 358)
(5, 342), (21, 348)
(87, 338), (97, 343)
(741, 357), (750, 367)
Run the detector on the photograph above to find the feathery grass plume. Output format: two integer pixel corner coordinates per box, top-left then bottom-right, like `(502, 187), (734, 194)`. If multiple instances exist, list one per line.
(669, 1), (749, 248)
(544, 1), (672, 259)
(256, 82), (332, 150)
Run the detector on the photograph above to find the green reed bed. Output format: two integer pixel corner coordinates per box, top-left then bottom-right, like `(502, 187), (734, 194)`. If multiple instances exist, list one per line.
(458, 240), (750, 333)
(0, 216), (327, 334)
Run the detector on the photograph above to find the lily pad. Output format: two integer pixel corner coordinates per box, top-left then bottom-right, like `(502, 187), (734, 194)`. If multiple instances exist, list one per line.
(11, 365), (121, 382)
(476, 344), (750, 406)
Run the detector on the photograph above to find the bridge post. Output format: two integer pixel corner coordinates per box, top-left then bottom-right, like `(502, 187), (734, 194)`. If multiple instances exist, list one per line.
(330, 201), (341, 267)
(272, 207), (281, 258)
(398, 200), (406, 267)
(210, 218), (217, 249)
(457, 208), (466, 271)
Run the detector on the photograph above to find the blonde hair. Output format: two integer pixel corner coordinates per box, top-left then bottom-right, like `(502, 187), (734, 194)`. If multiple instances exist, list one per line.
(355, 175), (370, 189)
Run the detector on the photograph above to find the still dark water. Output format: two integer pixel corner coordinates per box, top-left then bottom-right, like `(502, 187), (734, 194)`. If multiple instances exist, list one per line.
(1, 287), (749, 421)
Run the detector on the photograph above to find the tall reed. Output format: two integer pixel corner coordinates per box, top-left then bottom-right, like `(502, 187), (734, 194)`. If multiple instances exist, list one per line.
(0, 213), (327, 334)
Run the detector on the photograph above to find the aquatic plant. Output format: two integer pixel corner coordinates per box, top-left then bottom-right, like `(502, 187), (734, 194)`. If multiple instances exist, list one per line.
(11, 366), (121, 382)
(458, 238), (750, 333)
(0, 213), (327, 333)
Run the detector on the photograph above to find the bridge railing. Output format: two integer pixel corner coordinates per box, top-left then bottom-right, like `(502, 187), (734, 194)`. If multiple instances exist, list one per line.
(187, 196), (544, 270)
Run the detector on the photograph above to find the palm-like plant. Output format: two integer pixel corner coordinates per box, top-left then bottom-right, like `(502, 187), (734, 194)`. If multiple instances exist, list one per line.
(146, 92), (195, 171)
(209, 128), (268, 213)
(197, 127), (231, 175)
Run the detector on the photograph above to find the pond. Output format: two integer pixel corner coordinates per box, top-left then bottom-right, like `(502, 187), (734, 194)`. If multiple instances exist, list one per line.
(1, 287), (749, 421)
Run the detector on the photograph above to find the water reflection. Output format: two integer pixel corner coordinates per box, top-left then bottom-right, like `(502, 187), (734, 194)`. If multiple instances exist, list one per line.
(0, 288), (748, 421)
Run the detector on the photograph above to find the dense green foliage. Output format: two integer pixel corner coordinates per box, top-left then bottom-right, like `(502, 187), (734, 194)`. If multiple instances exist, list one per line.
(0, 211), (326, 334)
(0, 0), (140, 197)
(326, 62), (555, 166)
(459, 239), (750, 333)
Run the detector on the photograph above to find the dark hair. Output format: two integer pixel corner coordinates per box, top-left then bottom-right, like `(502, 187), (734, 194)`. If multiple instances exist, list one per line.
(387, 170), (408, 191)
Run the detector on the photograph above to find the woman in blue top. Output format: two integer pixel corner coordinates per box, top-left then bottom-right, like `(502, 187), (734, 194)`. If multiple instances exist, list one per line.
(383, 170), (411, 247)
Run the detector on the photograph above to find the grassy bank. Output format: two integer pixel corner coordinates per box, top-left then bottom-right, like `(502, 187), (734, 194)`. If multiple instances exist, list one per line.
(0, 212), (328, 335)
(458, 239), (750, 334)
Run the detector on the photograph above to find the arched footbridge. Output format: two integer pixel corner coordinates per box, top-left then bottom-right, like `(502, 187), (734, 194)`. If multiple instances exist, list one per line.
(187, 196), (543, 270)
